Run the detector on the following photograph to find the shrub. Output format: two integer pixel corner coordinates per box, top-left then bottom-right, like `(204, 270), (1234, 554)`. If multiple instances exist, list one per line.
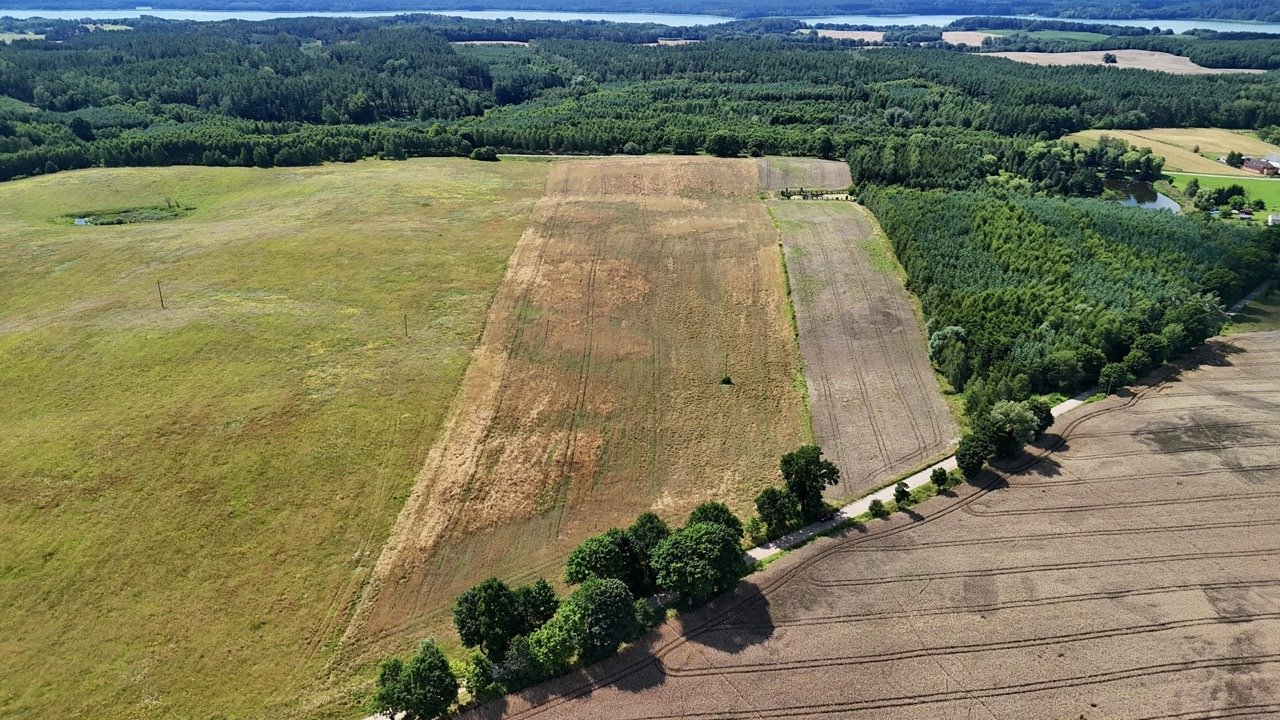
(453, 578), (520, 661)
(1025, 397), (1055, 436)
(456, 652), (495, 702)
(468, 146), (498, 161)
(512, 578), (559, 636)
(956, 431), (993, 478)
(375, 639), (458, 720)
(929, 466), (949, 490)
(869, 498), (889, 518)
(621, 141), (643, 155)
(564, 528), (645, 594)
(744, 515), (768, 545)
(893, 481), (911, 506)
(1099, 362), (1134, 394)
(754, 486), (802, 539)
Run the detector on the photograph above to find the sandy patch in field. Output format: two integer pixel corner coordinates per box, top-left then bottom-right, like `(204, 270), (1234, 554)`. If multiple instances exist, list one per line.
(986, 48), (1266, 74)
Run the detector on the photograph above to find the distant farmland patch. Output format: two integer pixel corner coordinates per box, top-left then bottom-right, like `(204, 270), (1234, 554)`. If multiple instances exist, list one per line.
(1067, 128), (1280, 176)
(346, 157), (808, 667)
(986, 49), (1265, 74)
(0, 158), (548, 720)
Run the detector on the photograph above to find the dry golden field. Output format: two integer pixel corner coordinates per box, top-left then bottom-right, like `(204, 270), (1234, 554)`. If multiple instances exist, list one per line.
(344, 157), (809, 667)
(1067, 128), (1280, 176)
(986, 49), (1266, 75)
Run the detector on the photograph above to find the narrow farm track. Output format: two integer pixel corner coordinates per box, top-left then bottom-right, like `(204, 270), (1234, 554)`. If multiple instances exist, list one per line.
(468, 331), (1280, 720)
(765, 173), (956, 499)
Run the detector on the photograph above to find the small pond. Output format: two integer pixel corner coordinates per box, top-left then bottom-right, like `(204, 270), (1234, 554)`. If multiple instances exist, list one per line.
(1107, 180), (1181, 213)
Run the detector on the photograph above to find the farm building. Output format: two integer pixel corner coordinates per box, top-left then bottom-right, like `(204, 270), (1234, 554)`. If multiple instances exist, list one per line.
(1241, 158), (1279, 176)
(1269, 213), (1280, 226)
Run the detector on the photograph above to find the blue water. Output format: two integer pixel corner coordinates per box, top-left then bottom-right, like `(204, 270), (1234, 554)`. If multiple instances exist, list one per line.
(2, 8), (1279, 32)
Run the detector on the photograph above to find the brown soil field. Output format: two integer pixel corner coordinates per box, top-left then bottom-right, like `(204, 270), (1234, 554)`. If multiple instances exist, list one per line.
(757, 156), (851, 191)
(470, 329), (1280, 719)
(769, 195), (956, 499)
(941, 30), (996, 45)
(344, 157), (808, 663)
(986, 49), (1266, 74)
(452, 40), (530, 46)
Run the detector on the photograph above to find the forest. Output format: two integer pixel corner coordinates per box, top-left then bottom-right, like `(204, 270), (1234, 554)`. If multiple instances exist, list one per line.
(7, 0), (1280, 22)
(5, 16), (1277, 182)
(865, 186), (1279, 409)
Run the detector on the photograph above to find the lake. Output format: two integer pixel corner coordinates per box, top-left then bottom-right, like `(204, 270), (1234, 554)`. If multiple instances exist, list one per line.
(1107, 180), (1181, 213)
(2, 8), (1280, 33)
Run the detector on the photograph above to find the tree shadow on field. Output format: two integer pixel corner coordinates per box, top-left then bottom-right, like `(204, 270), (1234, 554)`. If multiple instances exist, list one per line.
(462, 584), (775, 718)
(676, 583), (774, 655)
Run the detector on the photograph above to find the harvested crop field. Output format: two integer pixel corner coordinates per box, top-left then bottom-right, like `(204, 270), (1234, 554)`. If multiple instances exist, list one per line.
(347, 157), (808, 662)
(473, 330), (1280, 719)
(985, 49), (1266, 74)
(1066, 128), (1280, 176)
(0, 158), (549, 719)
(941, 30), (995, 45)
(811, 29), (883, 42)
(769, 188), (955, 499)
(758, 157), (851, 191)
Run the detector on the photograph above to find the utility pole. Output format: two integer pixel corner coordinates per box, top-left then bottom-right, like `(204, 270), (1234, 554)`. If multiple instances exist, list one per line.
(157, 281), (166, 310)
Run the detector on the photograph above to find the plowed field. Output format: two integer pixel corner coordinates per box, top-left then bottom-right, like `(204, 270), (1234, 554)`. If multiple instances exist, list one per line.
(346, 157), (808, 660)
(474, 330), (1280, 719)
(770, 196), (956, 499)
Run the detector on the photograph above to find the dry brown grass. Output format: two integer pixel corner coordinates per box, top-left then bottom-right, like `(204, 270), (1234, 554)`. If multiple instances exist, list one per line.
(769, 187), (956, 500)
(986, 49), (1266, 74)
(475, 330), (1280, 720)
(758, 157), (851, 191)
(1067, 128), (1280, 175)
(343, 157), (808, 668)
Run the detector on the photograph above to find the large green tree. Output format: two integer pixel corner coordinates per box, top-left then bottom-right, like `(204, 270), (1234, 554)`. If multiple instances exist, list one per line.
(651, 522), (744, 606)
(780, 445), (841, 522)
(453, 578), (520, 661)
(374, 640), (458, 720)
(564, 528), (646, 594)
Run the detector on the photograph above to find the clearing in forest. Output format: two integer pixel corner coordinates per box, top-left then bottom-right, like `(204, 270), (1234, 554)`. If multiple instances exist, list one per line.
(1166, 172), (1280, 221)
(346, 156), (808, 664)
(766, 163), (956, 500)
(1066, 128), (1280, 176)
(986, 49), (1265, 74)
(0, 159), (548, 719)
(477, 329), (1280, 720)
(811, 29), (884, 42)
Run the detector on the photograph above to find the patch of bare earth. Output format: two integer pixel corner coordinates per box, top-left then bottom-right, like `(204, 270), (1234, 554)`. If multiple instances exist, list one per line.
(343, 157), (807, 660)
(986, 48), (1266, 74)
(471, 330), (1280, 719)
(757, 156), (852, 192)
(768, 183), (956, 499)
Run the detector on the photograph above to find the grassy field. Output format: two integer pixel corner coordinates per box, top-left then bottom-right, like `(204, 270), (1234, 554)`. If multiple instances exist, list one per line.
(0, 32), (43, 43)
(1227, 287), (1280, 335)
(0, 158), (549, 719)
(346, 157), (809, 682)
(1166, 172), (1280, 221)
(1067, 128), (1280, 175)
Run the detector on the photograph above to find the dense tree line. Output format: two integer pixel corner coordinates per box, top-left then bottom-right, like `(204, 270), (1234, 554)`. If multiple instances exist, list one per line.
(8, 0), (1280, 21)
(3, 20), (1279, 183)
(865, 186), (1278, 407)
